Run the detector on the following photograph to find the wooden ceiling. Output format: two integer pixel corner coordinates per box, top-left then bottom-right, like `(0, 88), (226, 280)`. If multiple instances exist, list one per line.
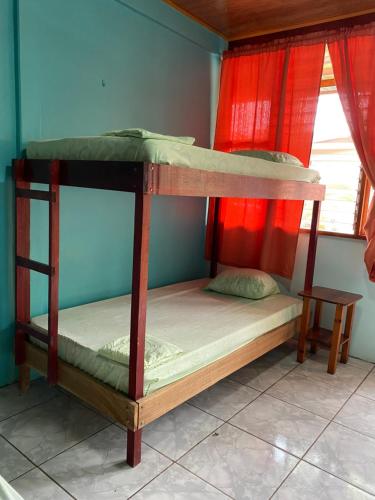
(164, 0), (375, 40)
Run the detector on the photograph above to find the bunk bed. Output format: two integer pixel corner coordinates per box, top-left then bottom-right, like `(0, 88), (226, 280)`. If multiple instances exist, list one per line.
(13, 143), (325, 467)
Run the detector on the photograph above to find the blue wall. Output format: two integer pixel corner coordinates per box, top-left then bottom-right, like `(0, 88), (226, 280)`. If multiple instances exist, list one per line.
(0, 0), (225, 386)
(0, 0), (17, 386)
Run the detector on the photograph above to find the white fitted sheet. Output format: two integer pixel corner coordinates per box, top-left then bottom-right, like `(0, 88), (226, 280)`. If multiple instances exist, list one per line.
(26, 136), (320, 183)
(31, 279), (302, 395)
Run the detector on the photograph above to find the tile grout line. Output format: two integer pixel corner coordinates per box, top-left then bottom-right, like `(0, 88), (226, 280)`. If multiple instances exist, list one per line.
(299, 460), (375, 498)
(0, 392), (59, 425)
(288, 364), (375, 497)
(36, 422), (113, 468)
(128, 353), (302, 499)
(270, 362), (375, 498)
(8, 462), (77, 499)
(134, 356), (299, 499)
(2, 353), (374, 498)
(130, 421), (234, 500)
(126, 462), (175, 500)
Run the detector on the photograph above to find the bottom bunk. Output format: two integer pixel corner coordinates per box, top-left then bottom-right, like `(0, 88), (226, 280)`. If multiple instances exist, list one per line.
(23, 279), (302, 432)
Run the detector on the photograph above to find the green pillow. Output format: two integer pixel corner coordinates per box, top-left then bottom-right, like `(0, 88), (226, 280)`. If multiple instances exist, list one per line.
(206, 268), (280, 300)
(232, 149), (303, 167)
(102, 128), (195, 145)
(98, 335), (183, 370)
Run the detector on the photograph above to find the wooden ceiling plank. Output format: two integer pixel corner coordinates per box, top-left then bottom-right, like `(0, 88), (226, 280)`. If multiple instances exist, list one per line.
(229, 7), (375, 40)
(164, 0), (375, 41)
(163, 0), (227, 39)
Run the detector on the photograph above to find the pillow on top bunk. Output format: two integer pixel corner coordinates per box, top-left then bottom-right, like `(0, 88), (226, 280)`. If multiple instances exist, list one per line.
(206, 267), (280, 300)
(102, 128), (195, 145)
(232, 150), (304, 167)
(98, 335), (183, 370)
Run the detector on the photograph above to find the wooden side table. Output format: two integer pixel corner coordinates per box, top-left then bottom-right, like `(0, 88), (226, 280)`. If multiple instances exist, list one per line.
(297, 286), (362, 374)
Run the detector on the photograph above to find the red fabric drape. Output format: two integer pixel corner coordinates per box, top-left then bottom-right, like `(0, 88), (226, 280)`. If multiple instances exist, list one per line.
(206, 40), (325, 278)
(328, 23), (375, 281)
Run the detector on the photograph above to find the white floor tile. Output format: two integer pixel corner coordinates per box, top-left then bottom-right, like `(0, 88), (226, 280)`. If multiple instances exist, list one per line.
(133, 464), (230, 499)
(357, 372), (375, 400)
(0, 394), (109, 464)
(179, 423), (297, 499)
(274, 461), (373, 499)
(305, 422), (375, 495)
(335, 394), (375, 439)
(0, 379), (57, 422)
(230, 394), (328, 457)
(294, 356), (369, 392)
(41, 425), (171, 500)
(142, 403), (222, 460)
(188, 379), (259, 420)
(10, 468), (71, 500)
(267, 371), (351, 419)
(0, 436), (34, 482)
(229, 346), (298, 391)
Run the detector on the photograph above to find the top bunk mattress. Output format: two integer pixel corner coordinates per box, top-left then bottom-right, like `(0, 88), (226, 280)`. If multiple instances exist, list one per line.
(26, 137), (320, 183)
(31, 279), (302, 396)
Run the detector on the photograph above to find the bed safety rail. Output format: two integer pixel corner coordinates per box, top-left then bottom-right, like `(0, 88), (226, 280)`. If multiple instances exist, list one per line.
(14, 159), (60, 385)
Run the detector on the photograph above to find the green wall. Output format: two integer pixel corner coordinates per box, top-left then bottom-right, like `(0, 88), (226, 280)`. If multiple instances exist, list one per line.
(0, 0), (225, 386)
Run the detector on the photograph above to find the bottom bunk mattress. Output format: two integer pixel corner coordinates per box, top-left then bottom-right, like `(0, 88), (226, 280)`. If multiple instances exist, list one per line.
(31, 279), (302, 396)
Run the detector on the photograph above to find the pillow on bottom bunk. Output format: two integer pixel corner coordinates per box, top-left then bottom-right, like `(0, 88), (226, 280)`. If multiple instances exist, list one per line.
(98, 335), (183, 370)
(206, 267), (280, 300)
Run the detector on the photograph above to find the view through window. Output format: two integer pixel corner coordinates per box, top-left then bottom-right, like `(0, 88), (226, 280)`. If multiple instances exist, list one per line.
(301, 46), (371, 236)
(301, 88), (362, 234)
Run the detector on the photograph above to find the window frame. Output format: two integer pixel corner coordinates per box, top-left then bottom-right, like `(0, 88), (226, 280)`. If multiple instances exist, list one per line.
(302, 76), (370, 241)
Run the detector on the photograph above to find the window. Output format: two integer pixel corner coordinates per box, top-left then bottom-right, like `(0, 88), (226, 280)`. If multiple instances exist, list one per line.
(301, 47), (372, 237)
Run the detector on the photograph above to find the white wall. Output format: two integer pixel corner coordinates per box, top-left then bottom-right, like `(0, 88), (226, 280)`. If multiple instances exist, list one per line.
(291, 233), (375, 362)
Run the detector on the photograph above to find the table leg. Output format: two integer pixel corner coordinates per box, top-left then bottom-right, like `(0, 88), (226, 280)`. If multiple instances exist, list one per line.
(340, 304), (355, 364)
(311, 300), (323, 354)
(298, 297), (311, 363)
(328, 304), (344, 374)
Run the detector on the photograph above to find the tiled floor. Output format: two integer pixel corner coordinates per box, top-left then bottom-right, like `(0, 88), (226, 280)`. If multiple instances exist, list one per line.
(2, 346), (375, 499)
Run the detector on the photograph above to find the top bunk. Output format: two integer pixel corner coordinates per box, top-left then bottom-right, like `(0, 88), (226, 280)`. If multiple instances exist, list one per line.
(18, 134), (325, 200)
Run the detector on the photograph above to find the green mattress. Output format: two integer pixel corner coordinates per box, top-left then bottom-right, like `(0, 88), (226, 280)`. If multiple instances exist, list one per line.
(27, 136), (320, 183)
(31, 279), (302, 396)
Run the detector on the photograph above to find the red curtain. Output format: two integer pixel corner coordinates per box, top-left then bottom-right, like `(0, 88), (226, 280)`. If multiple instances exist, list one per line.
(206, 39), (325, 278)
(328, 23), (375, 281)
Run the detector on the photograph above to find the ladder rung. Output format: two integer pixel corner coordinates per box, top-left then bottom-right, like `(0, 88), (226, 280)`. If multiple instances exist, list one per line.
(16, 321), (49, 344)
(16, 256), (52, 275)
(15, 188), (56, 202)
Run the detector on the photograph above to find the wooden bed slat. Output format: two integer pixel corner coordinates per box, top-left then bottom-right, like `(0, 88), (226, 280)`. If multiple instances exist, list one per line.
(16, 321), (50, 344)
(15, 188), (55, 201)
(16, 256), (52, 276)
(137, 316), (301, 428)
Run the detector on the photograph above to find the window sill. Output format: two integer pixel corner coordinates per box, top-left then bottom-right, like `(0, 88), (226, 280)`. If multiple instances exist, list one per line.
(300, 228), (366, 241)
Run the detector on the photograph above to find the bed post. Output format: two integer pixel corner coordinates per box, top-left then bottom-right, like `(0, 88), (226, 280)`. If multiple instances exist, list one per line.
(47, 161), (60, 385)
(210, 197), (221, 278)
(15, 160), (31, 392)
(304, 200), (321, 290)
(127, 192), (151, 467)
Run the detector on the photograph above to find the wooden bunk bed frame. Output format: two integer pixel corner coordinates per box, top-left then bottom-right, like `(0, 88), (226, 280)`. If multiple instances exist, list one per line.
(13, 158), (325, 467)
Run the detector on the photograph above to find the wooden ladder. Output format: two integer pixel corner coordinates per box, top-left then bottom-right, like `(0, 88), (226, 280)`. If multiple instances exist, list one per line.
(14, 159), (60, 385)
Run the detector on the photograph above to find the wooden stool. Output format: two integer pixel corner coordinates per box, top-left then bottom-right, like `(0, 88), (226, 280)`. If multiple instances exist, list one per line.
(297, 286), (362, 374)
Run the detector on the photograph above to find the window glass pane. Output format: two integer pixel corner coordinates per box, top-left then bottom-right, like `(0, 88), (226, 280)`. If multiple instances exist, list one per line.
(301, 91), (361, 234)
